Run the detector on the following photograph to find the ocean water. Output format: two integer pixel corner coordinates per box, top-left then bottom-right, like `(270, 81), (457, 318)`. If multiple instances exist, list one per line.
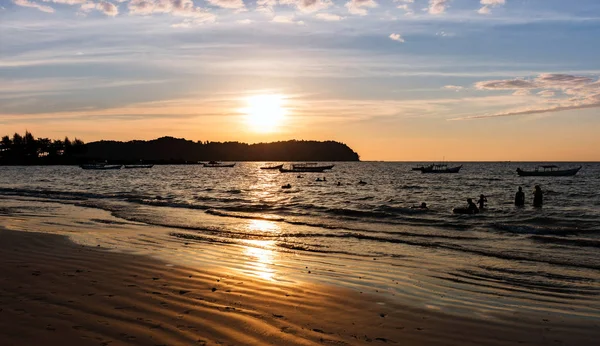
(1, 162), (599, 319)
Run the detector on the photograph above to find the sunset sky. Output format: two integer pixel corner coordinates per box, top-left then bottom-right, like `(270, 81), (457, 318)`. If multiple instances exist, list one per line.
(1, 0), (600, 161)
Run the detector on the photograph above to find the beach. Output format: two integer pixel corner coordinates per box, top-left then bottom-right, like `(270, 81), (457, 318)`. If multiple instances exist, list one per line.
(1, 163), (600, 345)
(2, 227), (598, 346)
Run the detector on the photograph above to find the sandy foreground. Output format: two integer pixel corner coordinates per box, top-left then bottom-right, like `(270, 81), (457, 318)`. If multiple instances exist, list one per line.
(0, 229), (598, 346)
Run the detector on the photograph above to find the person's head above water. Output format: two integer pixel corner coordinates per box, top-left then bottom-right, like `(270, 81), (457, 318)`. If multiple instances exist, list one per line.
(421, 202), (427, 208)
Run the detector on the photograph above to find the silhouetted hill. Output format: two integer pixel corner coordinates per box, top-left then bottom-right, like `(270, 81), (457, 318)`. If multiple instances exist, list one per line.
(83, 137), (360, 162)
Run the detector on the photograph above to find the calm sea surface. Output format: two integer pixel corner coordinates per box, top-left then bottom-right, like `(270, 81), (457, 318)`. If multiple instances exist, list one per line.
(1, 162), (599, 319)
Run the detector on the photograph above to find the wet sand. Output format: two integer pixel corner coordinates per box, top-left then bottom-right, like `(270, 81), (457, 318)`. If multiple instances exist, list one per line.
(0, 228), (598, 346)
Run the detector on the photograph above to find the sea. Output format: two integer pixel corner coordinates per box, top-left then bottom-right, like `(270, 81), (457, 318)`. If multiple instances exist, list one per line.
(1, 162), (599, 320)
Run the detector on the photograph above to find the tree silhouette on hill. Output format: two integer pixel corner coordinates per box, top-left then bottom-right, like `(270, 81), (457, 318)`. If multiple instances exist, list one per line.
(0, 131), (86, 165)
(0, 134), (360, 165)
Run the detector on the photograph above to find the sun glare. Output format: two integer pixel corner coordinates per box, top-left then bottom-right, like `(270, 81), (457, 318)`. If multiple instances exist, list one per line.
(243, 94), (287, 132)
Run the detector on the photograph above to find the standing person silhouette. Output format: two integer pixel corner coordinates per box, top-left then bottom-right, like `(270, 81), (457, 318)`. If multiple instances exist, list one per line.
(515, 187), (525, 207)
(477, 194), (487, 210)
(533, 185), (543, 207)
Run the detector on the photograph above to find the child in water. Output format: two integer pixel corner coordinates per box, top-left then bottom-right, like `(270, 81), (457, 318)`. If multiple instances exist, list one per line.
(477, 194), (487, 210)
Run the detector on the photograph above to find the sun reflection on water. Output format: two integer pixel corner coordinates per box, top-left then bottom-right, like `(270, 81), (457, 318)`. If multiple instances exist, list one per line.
(242, 219), (280, 281)
(243, 240), (276, 281)
(247, 219), (279, 233)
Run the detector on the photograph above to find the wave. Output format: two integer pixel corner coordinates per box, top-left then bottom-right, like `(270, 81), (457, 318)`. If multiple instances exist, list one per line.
(374, 205), (431, 215)
(400, 185), (424, 189)
(206, 209), (285, 222)
(491, 223), (582, 236)
(170, 232), (379, 257)
(529, 235), (600, 248)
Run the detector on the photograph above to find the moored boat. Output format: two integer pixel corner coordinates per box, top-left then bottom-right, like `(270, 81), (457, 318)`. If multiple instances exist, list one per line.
(124, 164), (154, 169)
(516, 165), (581, 177)
(260, 164), (284, 170)
(279, 163), (334, 173)
(203, 161), (236, 168)
(421, 164), (462, 174)
(80, 164), (122, 170)
(412, 165), (431, 171)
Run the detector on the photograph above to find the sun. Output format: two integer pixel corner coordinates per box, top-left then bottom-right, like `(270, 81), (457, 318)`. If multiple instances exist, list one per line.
(242, 94), (287, 132)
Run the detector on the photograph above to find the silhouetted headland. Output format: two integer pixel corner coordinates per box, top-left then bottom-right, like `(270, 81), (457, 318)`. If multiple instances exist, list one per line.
(0, 132), (360, 165)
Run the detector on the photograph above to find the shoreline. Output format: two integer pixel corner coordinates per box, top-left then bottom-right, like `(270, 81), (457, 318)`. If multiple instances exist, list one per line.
(1, 228), (599, 345)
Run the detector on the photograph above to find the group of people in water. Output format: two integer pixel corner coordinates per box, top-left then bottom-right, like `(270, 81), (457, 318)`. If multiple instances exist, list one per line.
(282, 178), (545, 214)
(514, 185), (543, 207)
(456, 185), (543, 214)
(410, 185), (544, 215)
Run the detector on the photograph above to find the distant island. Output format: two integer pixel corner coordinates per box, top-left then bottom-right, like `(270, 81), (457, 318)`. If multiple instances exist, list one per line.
(0, 132), (360, 165)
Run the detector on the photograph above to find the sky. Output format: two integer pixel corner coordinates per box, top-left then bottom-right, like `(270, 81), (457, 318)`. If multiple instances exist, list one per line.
(1, 0), (600, 161)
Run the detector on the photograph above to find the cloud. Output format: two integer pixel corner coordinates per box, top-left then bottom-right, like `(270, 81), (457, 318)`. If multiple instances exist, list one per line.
(272, 15), (297, 23)
(255, 0), (275, 14)
(512, 89), (530, 96)
(428, 0), (449, 15)
(13, 0), (55, 13)
(453, 98), (600, 120)
(456, 73), (600, 120)
(476, 74), (595, 91)
(475, 78), (537, 90)
(236, 19), (253, 24)
(345, 0), (377, 16)
(537, 90), (555, 98)
(128, 0), (216, 21)
(478, 0), (505, 15)
(42, 0), (87, 4)
(205, 0), (245, 10)
(80, 1), (119, 16)
(280, 0), (332, 13)
(444, 85), (463, 91)
(389, 33), (404, 43)
(395, 0), (413, 15)
(435, 31), (454, 37)
(396, 4), (413, 15)
(315, 12), (343, 21)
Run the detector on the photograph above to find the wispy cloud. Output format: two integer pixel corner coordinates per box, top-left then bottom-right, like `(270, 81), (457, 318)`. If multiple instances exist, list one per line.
(395, 0), (414, 15)
(345, 0), (377, 16)
(205, 0), (245, 10)
(537, 90), (555, 97)
(315, 12), (343, 21)
(443, 85), (463, 91)
(280, 0), (332, 13)
(456, 73), (600, 119)
(80, 1), (119, 16)
(478, 0), (506, 15)
(272, 15), (304, 25)
(13, 0), (55, 13)
(128, 0), (215, 20)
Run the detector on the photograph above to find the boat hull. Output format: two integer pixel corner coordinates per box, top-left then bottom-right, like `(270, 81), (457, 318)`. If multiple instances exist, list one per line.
(124, 165), (153, 169)
(421, 165), (462, 174)
(80, 164), (122, 170)
(516, 166), (581, 177)
(279, 165), (334, 173)
(203, 163), (236, 167)
(260, 164), (284, 170)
